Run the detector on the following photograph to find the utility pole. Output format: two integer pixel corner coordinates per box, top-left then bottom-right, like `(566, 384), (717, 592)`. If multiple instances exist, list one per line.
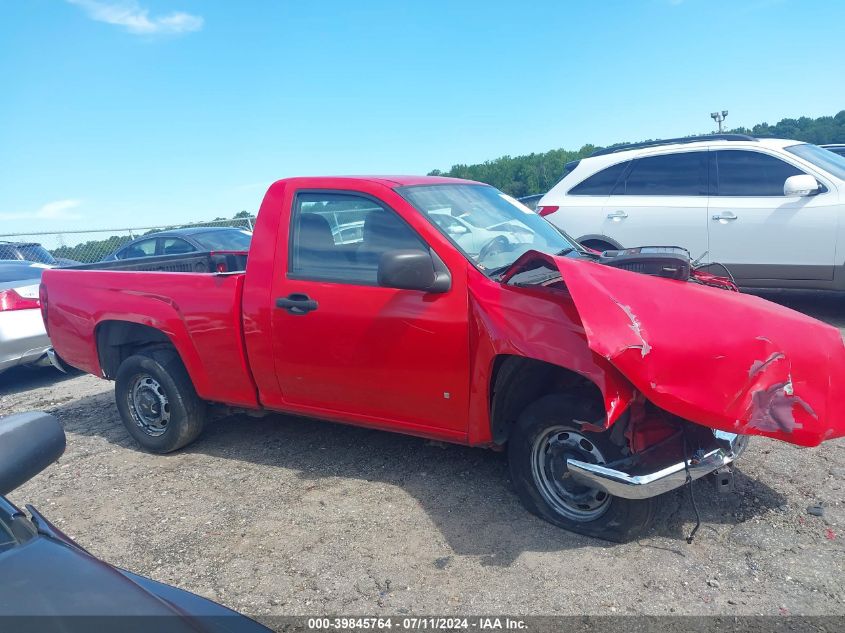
(710, 110), (728, 133)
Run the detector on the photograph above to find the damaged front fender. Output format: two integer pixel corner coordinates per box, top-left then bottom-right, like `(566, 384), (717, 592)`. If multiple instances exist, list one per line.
(506, 252), (845, 447)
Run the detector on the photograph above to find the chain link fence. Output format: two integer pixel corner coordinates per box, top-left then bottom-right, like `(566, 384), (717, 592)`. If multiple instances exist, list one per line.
(0, 217), (255, 264)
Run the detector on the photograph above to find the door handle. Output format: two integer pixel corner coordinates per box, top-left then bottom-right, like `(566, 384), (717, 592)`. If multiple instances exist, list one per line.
(712, 211), (738, 221)
(276, 293), (319, 315)
(606, 210), (628, 220)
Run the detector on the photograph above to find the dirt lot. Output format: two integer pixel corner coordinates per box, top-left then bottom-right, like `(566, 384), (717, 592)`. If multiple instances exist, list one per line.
(2, 290), (844, 617)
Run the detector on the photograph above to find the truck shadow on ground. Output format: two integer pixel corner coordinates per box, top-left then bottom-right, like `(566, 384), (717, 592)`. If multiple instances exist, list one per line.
(0, 365), (78, 396)
(53, 392), (787, 566)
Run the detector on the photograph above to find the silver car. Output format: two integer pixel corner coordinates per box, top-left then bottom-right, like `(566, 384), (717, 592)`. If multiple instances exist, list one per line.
(0, 262), (52, 374)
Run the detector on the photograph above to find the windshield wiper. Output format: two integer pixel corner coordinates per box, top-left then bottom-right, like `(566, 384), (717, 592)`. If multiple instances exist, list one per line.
(487, 247), (588, 279)
(556, 247), (600, 259)
(486, 264), (514, 278)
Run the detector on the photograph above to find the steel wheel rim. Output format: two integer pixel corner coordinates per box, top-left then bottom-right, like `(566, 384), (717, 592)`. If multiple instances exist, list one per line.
(127, 373), (171, 437)
(530, 426), (611, 522)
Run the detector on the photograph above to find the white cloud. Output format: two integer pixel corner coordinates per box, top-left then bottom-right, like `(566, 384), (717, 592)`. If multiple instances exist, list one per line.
(67, 0), (203, 35)
(0, 199), (82, 221)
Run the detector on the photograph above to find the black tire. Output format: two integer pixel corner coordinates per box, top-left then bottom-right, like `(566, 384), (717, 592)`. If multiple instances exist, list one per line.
(508, 394), (657, 542)
(114, 348), (206, 454)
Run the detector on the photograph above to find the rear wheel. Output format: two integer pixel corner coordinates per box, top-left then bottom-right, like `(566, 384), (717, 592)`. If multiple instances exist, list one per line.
(114, 348), (206, 454)
(508, 395), (657, 542)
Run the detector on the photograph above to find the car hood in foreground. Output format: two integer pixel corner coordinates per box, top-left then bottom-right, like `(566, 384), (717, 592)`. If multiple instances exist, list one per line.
(0, 530), (269, 632)
(503, 251), (845, 447)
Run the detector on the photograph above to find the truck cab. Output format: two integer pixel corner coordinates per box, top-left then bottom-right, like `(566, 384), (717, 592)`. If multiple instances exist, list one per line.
(42, 176), (845, 542)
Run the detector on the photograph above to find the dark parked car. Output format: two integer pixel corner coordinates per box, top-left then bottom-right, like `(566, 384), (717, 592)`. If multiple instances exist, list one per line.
(0, 411), (271, 632)
(0, 241), (79, 267)
(102, 227), (252, 261)
(821, 144), (845, 158)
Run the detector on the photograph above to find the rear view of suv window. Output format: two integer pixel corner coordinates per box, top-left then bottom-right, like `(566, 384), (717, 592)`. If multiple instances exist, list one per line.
(620, 152), (707, 196)
(568, 160), (630, 196)
(716, 150), (804, 196)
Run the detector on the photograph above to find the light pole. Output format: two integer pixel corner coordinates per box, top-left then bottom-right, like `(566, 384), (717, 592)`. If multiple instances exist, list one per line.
(711, 110), (728, 133)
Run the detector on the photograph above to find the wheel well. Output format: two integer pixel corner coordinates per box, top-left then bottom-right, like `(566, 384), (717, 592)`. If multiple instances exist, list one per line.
(96, 321), (174, 379)
(577, 235), (622, 252)
(580, 239), (616, 252)
(489, 356), (604, 445)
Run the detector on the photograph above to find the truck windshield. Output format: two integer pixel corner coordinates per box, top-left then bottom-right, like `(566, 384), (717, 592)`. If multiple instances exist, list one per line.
(785, 143), (845, 181)
(399, 184), (578, 274)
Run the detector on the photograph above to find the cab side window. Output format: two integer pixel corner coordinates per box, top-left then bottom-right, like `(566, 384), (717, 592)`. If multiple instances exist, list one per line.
(715, 150), (805, 196)
(290, 192), (426, 285)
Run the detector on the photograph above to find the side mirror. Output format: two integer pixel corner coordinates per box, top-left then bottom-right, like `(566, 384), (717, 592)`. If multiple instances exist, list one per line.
(0, 412), (66, 495)
(378, 249), (451, 293)
(784, 174), (820, 197)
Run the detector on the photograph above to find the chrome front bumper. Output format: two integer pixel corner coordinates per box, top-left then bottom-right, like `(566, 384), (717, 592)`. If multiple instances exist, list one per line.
(566, 430), (745, 500)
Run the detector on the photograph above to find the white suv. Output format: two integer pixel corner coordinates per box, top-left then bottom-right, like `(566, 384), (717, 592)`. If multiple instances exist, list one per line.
(537, 135), (845, 289)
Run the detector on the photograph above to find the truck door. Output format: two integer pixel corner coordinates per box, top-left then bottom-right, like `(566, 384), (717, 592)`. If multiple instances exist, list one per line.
(268, 188), (471, 438)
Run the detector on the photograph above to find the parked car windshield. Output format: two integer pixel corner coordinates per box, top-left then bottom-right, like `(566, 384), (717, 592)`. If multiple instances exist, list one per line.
(786, 143), (845, 181)
(0, 243), (56, 265)
(399, 184), (578, 274)
(192, 229), (252, 251)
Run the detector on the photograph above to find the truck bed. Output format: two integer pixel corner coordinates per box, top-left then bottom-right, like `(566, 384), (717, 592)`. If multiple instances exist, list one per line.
(42, 262), (258, 409)
(67, 251), (248, 274)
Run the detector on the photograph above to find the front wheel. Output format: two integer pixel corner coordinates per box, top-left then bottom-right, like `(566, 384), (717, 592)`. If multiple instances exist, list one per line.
(114, 348), (206, 454)
(508, 395), (657, 542)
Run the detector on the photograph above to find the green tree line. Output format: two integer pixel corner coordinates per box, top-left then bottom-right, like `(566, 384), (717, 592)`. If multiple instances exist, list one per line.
(41, 110), (845, 263)
(429, 110), (845, 197)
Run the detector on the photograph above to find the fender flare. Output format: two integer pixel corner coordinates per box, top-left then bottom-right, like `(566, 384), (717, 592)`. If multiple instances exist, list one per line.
(93, 312), (210, 400)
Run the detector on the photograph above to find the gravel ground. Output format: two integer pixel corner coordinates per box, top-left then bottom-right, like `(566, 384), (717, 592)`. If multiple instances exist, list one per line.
(2, 290), (844, 617)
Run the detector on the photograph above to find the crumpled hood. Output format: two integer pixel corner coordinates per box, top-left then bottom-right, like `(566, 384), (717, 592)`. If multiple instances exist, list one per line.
(509, 253), (845, 447)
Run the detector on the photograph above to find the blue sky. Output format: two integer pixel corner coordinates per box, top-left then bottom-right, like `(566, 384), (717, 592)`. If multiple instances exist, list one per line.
(1, 0), (843, 233)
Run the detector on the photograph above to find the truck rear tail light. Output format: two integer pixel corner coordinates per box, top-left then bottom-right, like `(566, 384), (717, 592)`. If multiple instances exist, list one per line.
(0, 288), (41, 312)
(208, 251), (248, 274)
(537, 205), (559, 217)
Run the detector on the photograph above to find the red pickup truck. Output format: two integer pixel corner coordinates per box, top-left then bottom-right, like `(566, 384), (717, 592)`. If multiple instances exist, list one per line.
(42, 176), (845, 541)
